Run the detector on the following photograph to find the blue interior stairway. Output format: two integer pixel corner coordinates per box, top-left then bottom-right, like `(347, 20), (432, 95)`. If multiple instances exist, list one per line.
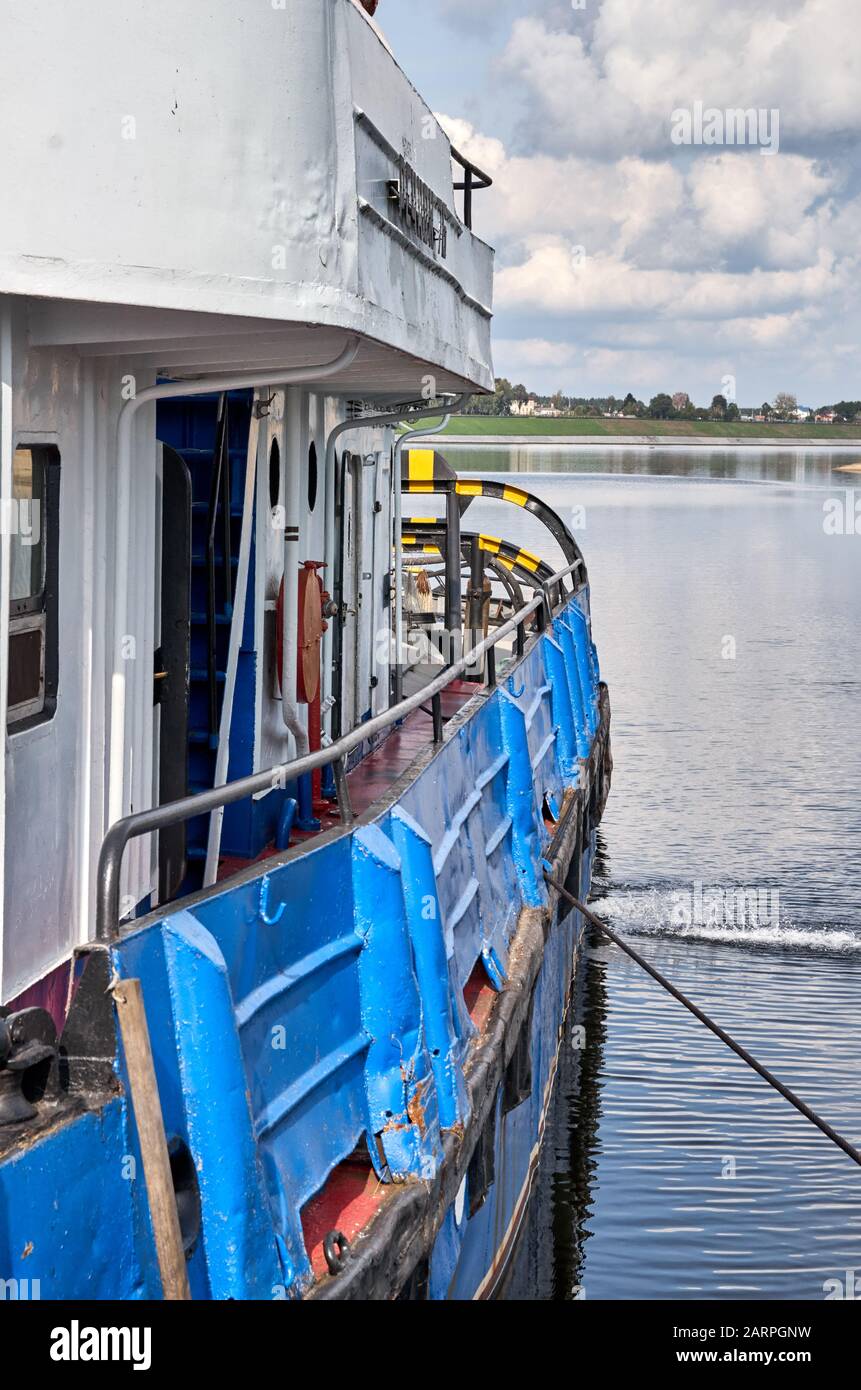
(157, 390), (262, 891)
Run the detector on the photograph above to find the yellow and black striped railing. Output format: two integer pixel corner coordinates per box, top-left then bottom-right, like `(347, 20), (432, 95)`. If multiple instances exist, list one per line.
(401, 450), (585, 574)
(401, 524), (558, 586)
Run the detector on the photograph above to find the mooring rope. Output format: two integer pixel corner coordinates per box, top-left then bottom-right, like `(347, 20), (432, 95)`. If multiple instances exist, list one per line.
(544, 870), (861, 1171)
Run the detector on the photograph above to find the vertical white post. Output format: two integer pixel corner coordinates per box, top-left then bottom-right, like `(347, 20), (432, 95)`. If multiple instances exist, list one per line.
(281, 387), (308, 755)
(0, 304), (13, 997)
(203, 397), (262, 887)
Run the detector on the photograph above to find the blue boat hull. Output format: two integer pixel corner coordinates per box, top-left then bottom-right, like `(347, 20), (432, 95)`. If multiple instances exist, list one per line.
(312, 694), (610, 1301)
(0, 594), (610, 1301)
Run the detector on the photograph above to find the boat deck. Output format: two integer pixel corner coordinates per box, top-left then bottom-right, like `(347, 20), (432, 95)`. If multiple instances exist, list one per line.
(217, 681), (478, 879)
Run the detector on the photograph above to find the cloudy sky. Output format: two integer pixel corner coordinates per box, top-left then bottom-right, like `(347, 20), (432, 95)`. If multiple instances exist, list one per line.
(381, 0), (861, 407)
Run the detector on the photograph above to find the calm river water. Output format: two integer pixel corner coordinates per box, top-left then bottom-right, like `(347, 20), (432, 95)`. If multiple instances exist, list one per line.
(454, 445), (861, 1301)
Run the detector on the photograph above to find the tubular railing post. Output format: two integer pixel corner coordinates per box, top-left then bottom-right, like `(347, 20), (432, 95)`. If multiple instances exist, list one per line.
(516, 620), (525, 657)
(486, 645), (496, 690)
(204, 397), (262, 887)
(432, 692), (443, 744)
(332, 757), (354, 826)
(463, 166), (473, 229)
(97, 820), (134, 944)
(540, 582), (554, 631)
(444, 484), (462, 666)
(466, 534), (484, 682)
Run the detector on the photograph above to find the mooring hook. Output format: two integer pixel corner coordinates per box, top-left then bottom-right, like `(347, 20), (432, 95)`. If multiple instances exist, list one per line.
(507, 676), (525, 699)
(323, 1230), (349, 1276)
(258, 875), (286, 926)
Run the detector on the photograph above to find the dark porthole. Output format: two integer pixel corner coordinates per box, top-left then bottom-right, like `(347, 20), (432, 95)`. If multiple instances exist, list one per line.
(308, 442), (318, 513)
(269, 438), (281, 510)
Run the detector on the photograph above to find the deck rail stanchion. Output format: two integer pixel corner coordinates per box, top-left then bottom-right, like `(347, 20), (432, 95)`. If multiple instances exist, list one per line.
(486, 645), (497, 690)
(332, 757), (354, 827)
(431, 692), (444, 744)
(540, 582), (555, 632)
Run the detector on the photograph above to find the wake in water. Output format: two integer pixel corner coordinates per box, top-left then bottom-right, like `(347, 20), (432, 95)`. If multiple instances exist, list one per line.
(589, 882), (861, 954)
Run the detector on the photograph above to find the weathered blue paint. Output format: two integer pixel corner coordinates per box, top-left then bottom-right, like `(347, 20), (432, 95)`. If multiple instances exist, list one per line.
(390, 807), (469, 1130)
(258, 873), (287, 927)
(0, 592), (607, 1301)
(117, 912), (284, 1299)
(560, 605), (599, 737)
(542, 630), (578, 781)
(553, 613), (591, 760)
(498, 689), (548, 908)
(351, 824), (441, 1179)
(0, 1098), (158, 1300)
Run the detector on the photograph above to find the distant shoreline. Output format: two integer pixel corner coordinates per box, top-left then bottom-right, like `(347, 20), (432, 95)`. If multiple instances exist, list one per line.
(405, 415), (861, 450)
(440, 432), (861, 452)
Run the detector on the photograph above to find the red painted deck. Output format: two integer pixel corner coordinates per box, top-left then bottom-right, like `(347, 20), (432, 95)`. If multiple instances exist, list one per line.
(300, 1161), (387, 1280)
(217, 681), (478, 880)
(346, 681), (475, 816)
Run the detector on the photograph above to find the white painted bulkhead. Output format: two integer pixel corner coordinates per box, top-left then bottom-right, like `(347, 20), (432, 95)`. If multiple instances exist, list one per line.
(0, 0), (493, 391)
(2, 313), (160, 998)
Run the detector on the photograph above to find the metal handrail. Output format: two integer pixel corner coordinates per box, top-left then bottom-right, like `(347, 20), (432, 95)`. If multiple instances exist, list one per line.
(540, 559), (583, 590)
(95, 561), (581, 943)
(450, 146), (493, 230)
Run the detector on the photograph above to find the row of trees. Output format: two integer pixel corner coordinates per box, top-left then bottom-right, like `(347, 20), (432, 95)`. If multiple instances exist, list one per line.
(640, 392), (800, 421)
(642, 392), (742, 421)
(466, 382), (861, 422)
(826, 400), (861, 420)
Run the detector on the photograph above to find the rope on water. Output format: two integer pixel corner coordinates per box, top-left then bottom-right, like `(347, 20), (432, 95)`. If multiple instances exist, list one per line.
(544, 869), (861, 1171)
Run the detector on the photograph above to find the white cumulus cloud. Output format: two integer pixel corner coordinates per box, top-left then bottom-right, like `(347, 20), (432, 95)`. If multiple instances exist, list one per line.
(437, 1), (861, 401)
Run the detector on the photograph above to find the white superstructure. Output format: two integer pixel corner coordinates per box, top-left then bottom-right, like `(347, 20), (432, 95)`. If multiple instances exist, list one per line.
(0, 0), (494, 1001)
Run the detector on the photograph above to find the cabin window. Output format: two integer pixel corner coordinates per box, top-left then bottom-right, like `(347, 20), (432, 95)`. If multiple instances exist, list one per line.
(7, 444), (60, 729)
